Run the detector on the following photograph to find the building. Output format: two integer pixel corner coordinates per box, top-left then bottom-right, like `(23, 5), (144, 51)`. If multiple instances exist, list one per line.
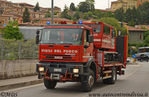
(111, 0), (143, 11)
(111, 0), (124, 11)
(127, 26), (145, 44)
(39, 18), (73, 25)
(0, 0), (62, 27)
(135, 25), (149, 30)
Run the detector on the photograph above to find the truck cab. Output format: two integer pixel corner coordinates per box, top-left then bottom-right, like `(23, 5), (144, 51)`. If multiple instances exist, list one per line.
(36, 24), (95, 91)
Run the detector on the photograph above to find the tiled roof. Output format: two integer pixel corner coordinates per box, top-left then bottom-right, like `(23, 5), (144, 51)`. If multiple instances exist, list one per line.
(127, 26), (145, 31)
(41, 18), (72, 22)
(136, 25), (149, 30)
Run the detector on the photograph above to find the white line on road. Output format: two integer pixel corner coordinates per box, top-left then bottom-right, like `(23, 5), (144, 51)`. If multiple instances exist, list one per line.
(1, 83), (43, 92)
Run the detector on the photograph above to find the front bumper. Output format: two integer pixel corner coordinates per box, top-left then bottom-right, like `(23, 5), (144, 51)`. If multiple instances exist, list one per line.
(36, 62), (85, 82)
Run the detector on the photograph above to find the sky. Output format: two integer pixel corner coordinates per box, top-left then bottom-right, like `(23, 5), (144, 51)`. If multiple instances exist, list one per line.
(7, 0), (117, 10)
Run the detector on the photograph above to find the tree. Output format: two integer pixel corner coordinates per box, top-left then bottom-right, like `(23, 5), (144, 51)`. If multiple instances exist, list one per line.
(61, 5), (72, 19)
(144, 30), (149, 39)
(2, 21), (24, 40)
(78, 2), (90, 12)
(99, 17), (127, 35)
(73, 12), (80, 20)
(114, 8), (125, 22)
(86, 0), (95, 11)
(138, 2), (149, 24)
(144, 35), (149, 46)
(45, 9), (51, 18)
(70, 3), (76, 11)
(34, 2), (40, 12)
(23, 8), (31, 23)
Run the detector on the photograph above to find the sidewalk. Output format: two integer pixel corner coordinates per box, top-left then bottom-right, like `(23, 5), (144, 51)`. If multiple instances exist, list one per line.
(0, 75), (43, 91)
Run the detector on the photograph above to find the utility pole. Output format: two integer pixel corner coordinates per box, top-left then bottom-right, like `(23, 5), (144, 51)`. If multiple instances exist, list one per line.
(108, 0), (110, 9)
(51, 0), (54, 24)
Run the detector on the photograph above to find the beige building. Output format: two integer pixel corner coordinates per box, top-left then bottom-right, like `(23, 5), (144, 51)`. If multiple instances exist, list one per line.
(111, 0), (138, 11)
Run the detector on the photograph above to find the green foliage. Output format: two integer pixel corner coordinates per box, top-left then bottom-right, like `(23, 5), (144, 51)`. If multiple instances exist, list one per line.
(2, 21), (24, 40)
(34, 2), (40, 12)
(114, 2), (149, 25)
(99, 17), (127, 35)
(45, 9), (51, 18)
(78, 0), (95, 13)
(73, 12), (80, 21)
(137, 2), (149, 24)
(78, 2), (90, 12)
(144, 36), (149, 46)
(128, 19), (135, 26)
(144, 30), (149, 39)
(143, 30), (149, 46)
(45, 13), (51, 18)
(23, 8), (31, 23)
(61, 5), (72, 19)
(82, 11), (93, 20)
(70, 3), (76, 11)
(114, 8), (125, 21)
(54, 11), (58, 15)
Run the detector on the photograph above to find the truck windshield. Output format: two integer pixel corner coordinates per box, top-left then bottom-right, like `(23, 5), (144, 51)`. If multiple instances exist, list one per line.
(40, 28), (83, 45)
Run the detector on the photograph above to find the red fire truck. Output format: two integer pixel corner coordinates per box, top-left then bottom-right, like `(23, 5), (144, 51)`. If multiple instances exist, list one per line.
(36, 22), (127, 92)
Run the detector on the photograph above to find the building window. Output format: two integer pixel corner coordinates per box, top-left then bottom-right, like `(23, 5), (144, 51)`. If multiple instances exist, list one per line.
(140, 34), (142, 40)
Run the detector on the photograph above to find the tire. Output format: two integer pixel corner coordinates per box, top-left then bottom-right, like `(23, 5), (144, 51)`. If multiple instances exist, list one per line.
(81, 70), (95, 92)
(43, 79), (57, 89)
(103, 67), (117, 84)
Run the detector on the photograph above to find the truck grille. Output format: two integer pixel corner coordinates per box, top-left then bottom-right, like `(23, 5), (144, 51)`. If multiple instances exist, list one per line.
(42, 54), (75, 61)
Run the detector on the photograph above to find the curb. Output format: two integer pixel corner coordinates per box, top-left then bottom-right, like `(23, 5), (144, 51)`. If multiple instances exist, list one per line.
(0, 80), (43, 91)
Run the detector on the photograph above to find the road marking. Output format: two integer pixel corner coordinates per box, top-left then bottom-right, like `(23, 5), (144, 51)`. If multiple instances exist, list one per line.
(1, 83), (43, 92)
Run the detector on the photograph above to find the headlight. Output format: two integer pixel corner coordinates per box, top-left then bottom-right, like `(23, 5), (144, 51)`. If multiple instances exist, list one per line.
(73, 69), (79, 73)
(39, 67), (44, 72)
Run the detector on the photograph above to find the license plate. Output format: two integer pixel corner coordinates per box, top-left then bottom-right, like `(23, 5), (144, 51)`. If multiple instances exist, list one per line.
(54, 68), (62, 72)
(54, 56), (63, 59)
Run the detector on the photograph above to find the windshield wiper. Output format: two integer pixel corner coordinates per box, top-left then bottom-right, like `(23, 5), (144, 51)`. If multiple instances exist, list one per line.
(41, 42), (56, 45)
(58, 42), (73, 45)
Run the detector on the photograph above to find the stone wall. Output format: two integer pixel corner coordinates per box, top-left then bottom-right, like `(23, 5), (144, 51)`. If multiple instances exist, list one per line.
(0, 59), (38, 79)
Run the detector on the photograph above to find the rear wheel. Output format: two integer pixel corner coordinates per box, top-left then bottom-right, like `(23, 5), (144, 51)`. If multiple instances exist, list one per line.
(103, 67), (117, 84)
(44, 79), (57, 89)
(82, 70), (95, 92)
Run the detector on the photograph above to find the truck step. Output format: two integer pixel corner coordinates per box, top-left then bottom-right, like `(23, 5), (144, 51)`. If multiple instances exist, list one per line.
(103, 70), (112, 74)
(103, 76), (112, 79)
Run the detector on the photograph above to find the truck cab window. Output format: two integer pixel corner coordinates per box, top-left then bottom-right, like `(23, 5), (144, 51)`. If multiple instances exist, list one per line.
(86, 29), (90, 42)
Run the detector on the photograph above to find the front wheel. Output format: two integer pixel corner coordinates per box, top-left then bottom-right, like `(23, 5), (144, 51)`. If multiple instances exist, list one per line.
(81, 70), (95, 92)
(44, 79), (57, 89)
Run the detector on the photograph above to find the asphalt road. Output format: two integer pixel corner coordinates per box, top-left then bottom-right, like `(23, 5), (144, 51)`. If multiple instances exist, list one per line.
(3, 62), (149, 97)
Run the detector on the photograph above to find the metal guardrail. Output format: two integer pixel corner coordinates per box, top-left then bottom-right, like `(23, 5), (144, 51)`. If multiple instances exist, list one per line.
(0, 39), (38, 60)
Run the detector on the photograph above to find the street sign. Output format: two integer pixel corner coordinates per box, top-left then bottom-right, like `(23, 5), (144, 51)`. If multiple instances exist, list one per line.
(132, 54), (136, 58)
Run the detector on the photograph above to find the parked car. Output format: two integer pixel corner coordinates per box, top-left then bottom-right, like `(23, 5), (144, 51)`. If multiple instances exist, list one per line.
(137, 54), (149, 62)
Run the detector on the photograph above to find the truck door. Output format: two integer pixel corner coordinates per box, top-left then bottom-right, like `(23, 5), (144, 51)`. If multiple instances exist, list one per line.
(83, 29), (93, 61)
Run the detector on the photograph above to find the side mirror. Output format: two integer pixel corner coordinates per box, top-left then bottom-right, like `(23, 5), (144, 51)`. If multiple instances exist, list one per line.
(36, 30), (40, 44)
(89, 35), (93, 43)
